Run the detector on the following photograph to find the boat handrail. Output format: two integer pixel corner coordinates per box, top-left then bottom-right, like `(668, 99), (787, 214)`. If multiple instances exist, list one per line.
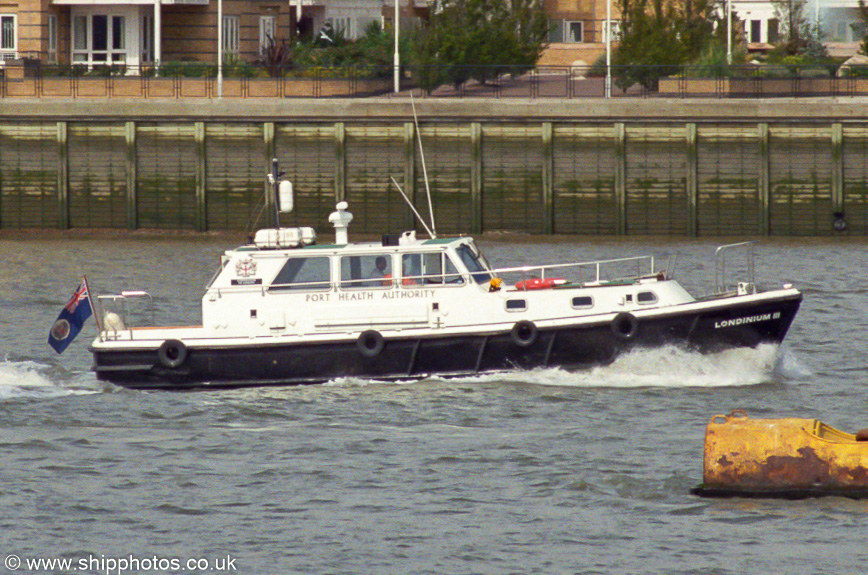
(97, 291), (155, 339)
(714, 241), (756, 294)
(490, 254), (660, 284)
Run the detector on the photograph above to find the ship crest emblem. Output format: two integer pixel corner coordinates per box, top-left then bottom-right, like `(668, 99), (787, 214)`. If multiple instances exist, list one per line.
(235, 258), (257, 277)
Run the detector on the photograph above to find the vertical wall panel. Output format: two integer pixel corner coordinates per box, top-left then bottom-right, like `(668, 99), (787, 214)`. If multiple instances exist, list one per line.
(274, 124), (336, 230)
(697, 124), (761, 236)
(205, 123), (265, 231)
(345, 125), (406, 235)
(137, 123), (198, 230)
(482, 125), (543, 233)
(553, 124), (617, 235)
(0, 123), (59, 228)
(843, 125), (868, 235)
(415, 125), (473, 236)
(625, 125), (688, 235)
(68, 123), (127, 228)
(769, 125), (832, 236)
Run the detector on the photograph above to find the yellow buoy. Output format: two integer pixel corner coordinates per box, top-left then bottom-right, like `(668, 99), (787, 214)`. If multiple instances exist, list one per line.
(693, 409), (868, 498)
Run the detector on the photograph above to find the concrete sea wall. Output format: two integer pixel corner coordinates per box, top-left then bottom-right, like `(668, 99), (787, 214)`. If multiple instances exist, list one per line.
(1, 98), (866, 236)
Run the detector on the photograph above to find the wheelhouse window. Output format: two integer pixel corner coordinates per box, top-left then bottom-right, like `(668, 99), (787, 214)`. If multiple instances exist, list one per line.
(400, 252), (465, 287)
(0, 15), (17, 55)
(269, 257), (331, 292)
(506, 299), (527, 312)
(456, 244), (492, 284)
(340, 254), (393, 289)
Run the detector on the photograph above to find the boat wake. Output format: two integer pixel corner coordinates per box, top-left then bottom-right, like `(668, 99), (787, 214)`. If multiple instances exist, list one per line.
(481, 344), (802, 389)
(322, 344), (797, 390)
(0, 359), (99, 399)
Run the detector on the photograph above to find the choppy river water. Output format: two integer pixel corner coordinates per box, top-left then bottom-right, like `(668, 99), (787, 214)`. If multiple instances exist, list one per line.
(0, 233), (866, 575)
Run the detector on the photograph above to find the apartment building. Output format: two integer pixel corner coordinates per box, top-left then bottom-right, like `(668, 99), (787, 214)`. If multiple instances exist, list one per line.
(0, 0), (425, 68)
(541, 0), (620, 67)
(731, 0), (861, 55)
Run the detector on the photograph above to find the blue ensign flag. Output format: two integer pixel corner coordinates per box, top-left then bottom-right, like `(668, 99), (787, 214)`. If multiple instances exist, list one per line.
(48, 278), (94, 354)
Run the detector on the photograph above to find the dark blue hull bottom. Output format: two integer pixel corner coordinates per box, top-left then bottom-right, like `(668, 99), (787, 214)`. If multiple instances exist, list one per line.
(93, 295), (802, 391)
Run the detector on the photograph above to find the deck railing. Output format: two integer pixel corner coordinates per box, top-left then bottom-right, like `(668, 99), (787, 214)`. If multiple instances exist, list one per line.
(491, 254), (675, 289)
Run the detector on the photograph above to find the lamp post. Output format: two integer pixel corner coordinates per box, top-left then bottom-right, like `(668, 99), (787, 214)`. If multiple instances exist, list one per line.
(394, 0), (400, 93)
(605, 0), (611, 98)
(217, 0), (223, 97)
(726, 0), (732, 65)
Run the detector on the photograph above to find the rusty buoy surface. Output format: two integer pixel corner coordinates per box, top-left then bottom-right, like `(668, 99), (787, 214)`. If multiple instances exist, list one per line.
(693, 410), (868, 499)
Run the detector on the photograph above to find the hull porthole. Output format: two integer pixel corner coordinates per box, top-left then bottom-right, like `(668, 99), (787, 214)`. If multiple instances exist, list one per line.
(612, 312), (639, 340)
(157, 339), (188, 368)
(357, 330), (385, 358)
(511, 320), (538, 347)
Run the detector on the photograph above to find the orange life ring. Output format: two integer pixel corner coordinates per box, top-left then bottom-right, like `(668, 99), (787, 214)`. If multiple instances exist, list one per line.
(515, 278), (567, 291)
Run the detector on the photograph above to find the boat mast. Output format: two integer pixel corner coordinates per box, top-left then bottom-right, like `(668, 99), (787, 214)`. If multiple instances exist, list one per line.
(270, 158), (285, 228)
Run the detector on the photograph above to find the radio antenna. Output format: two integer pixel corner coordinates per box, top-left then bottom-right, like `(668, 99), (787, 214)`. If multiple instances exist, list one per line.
(411, 93), (437, 238)
(390, 176), (435, 238)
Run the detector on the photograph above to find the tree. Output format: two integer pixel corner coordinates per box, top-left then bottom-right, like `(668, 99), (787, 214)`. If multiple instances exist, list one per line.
(410, 0), (549, 92)
(854, 0), (868, 56)
(770, 0), (827, 58)
(612, 0), (720, 90)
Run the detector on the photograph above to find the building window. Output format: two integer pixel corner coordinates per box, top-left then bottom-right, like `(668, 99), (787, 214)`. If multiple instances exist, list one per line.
(325, 17), (353, 39)
(768, 19), (779, 43)
(0, 15), (16, 54)
(602, 20), (621, 41)
(72, 14), (128, 65)
(73, 15), (87, 62)
(222, 15), (239, 59)
(566, 21), (583, 43)
(259, 15), (276, 55)
(141, 13), (153, 63)
(48, 15), (57, 63)
(750, 20), (761, 43)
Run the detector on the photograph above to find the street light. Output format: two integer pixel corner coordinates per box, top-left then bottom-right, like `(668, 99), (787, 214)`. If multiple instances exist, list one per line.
(394, 0), (400, 93)
(726, 0), (732, 65)
(217, 0), (223, 97)
(605, 0), (611, 98)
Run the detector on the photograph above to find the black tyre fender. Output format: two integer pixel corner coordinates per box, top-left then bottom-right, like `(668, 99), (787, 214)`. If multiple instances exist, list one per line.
(157, 339), (188, 368)
(357, 330), (385, 358)
(510, 320), (538, 347)
(611, 312), (639, 340)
